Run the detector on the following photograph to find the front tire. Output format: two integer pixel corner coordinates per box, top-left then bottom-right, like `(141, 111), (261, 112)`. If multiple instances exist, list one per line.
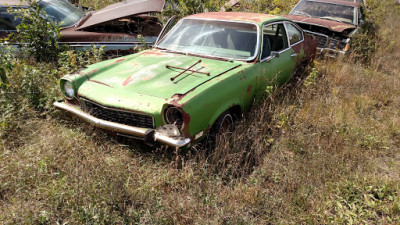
(206, 111), (234, 150)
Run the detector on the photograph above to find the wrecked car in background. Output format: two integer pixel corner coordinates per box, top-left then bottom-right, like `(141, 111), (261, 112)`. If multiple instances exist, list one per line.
(284, 0), (365, 56)
(54, 12), (317, 149)
(0, 0), (164, 55)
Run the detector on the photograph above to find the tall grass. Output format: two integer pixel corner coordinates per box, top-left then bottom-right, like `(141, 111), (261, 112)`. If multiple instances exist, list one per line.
(1, 0), (400, 224)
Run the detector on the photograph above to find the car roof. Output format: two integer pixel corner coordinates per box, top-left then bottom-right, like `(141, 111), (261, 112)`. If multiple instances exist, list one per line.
(185, 12), (288, 25)
(0, 0), (30, 6)
(302, 0), (360, 7)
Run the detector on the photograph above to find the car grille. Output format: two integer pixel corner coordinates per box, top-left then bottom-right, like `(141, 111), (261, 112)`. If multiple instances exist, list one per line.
(315, 35), (328, 48)
(329, 39), (340, 49)
(80, 98), (155, 129)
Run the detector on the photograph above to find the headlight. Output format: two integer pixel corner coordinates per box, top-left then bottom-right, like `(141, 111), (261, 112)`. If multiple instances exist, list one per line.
(63, 80), (75, 99)
(165, 107), (183, 128)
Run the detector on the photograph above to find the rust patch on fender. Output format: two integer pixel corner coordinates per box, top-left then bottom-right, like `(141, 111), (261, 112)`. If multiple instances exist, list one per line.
(106, 58), (127, 66)
(115, 58), (126, 63)
(247, 85), (253, 97)
(89, 79), (113, 88)
(142, 75), (154, 81)
(122, 75), (134, 86)
(87, 69), (99, 75)
(141, 50), (169, 56)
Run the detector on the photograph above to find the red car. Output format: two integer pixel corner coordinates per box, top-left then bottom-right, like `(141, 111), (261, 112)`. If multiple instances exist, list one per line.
(284, 0), (365, 56)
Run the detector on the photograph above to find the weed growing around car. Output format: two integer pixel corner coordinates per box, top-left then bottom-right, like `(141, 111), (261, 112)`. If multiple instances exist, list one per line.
(1, 0), (400, 224)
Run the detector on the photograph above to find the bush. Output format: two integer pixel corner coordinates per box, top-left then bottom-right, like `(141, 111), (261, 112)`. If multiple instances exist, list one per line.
(163, 0), (224, 18)
(0, 44), (104, 143)
(12, 0), (61, 63)
(0, 43), (15, 87)
(58, 45), (105, 75)
(228, 0), (297, 14)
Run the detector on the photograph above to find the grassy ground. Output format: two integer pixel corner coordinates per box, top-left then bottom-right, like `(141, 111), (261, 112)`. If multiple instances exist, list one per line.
(1, 0), (400, 224)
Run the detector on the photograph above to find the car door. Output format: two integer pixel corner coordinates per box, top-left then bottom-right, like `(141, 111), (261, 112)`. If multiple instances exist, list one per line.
(255, 21), (296, 96)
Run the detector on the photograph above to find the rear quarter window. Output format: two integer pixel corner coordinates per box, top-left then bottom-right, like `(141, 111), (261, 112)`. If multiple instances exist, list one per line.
(285, 22), (303, 45)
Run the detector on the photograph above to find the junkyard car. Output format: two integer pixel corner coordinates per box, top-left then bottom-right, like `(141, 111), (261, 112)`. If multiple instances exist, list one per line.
(284, 0), (365, 56)
(54, 12), (317, 148)
(0, 0), (164, 54)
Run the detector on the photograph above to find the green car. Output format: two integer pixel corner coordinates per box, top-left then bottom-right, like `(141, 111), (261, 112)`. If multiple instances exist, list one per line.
(54, 12), (317, 148)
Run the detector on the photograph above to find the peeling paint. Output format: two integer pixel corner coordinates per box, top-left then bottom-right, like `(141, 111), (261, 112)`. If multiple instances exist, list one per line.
(246, 85), (253, 97)
(187, 12), (278, 24)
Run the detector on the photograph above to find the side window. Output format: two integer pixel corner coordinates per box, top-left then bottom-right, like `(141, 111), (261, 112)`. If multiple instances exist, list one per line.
(261, 23), (288, 59)
(0, 8), (21, 31)
(285, 22), (303, 45)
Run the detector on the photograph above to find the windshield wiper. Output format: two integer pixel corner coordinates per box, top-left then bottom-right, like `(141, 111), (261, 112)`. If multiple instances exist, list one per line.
(156, 47), (234, 62)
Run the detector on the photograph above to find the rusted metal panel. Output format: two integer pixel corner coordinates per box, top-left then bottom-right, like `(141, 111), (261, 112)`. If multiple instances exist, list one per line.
(186, 12), (279, 24)
(78, 0), (165, 30)
(283, 15), (356, 32)
(312, 0), (360, 7)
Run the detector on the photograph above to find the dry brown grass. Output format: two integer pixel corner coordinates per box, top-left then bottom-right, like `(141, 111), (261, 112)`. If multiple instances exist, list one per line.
(1, 0), (400, 224)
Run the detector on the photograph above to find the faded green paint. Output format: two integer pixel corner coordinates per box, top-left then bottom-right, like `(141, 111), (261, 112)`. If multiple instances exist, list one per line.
(57, 14), (316, 145)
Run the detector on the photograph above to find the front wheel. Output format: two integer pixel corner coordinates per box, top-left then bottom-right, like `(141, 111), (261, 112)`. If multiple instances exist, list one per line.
(206, 111), (234, 150)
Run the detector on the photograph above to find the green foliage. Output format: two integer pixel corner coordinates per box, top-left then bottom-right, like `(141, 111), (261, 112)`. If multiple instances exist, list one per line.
(1, 45), (104, 140)
(58, 46), (105, 75)
(0, 43), (15, 88)
(0, 60), (60, 139)
(322, 180), (400, 224)
(229, 0), (297, 14)
(12, 0), (61, 62)
(133, 35), (150, 53)
(350, 31), (378, 63)
(303, 67), (319, 87)
(76, 0), (121, 9)
(163, 0), (224, 18)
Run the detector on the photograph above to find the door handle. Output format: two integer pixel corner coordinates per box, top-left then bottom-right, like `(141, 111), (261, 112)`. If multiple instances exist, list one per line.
(291, 53), (298, 58)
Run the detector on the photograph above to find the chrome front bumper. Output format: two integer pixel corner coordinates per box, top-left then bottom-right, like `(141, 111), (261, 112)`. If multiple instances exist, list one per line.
(53, 101), (191, 148)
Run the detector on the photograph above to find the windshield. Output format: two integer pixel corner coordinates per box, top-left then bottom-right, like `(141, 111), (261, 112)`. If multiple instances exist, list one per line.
(39, 0), (85, 28)
(157, 19), (259, 61)
(291, 1), (356, 25)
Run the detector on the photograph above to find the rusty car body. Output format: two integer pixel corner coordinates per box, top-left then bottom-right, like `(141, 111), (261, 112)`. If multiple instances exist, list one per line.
(54, 12), (317, 148)
(0, 0), (164, 54)
(284, 0), (364, 56)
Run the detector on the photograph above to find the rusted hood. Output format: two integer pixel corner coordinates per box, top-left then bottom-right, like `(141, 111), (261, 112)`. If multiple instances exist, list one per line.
(78, 0), (165, 30)
(283, 15), (356, 33)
